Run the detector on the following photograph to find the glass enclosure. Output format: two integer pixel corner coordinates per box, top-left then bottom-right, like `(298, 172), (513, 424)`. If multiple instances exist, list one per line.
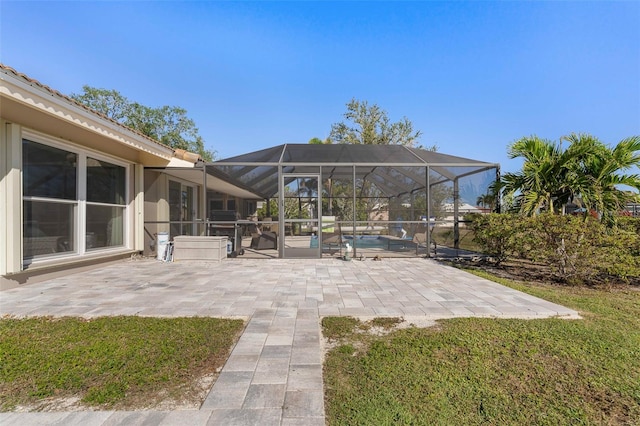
(210, 144), (500, 259)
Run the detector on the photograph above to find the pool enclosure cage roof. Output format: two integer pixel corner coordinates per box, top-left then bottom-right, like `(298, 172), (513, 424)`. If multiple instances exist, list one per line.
(208, 144), (500, 200)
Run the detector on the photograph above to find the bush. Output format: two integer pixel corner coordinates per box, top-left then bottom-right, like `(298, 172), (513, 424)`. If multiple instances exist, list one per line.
(471, 213), (640, 284)
(470, 214), (523, 265)
(617, 216), (640, 235)
(616, 216), (640, 259)
(526, 215), (640, 283)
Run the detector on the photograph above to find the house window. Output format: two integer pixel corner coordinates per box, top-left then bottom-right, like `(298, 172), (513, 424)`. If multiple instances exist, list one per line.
(86, 157), (126, 249)
(22, 138), (128, 261)
(23, 141), (77, 257)
(209, 195), (223, 213)
(210, 200), (223, 211)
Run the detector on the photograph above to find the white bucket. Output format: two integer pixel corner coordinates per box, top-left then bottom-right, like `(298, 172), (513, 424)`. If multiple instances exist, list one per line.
(157, 232), (169, 260)
(344, 243), (353, 261)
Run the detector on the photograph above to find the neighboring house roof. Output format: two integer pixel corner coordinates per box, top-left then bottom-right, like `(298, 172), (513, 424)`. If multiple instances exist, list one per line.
(443, 203), (483, 212)
(0, 64), (199, 166)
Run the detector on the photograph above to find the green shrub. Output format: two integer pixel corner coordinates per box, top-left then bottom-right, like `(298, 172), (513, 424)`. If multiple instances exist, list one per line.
(471, 213), (640, 284)
(470, 213), (523, 265)
(617, 216), (640, 237)
(526, 214), (640, 283)
(526, 215), (600, 282)
(598, 225), (640, 279)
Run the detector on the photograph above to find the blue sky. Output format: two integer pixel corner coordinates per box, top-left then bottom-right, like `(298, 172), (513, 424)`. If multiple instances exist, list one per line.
(1, 1), (639, 173)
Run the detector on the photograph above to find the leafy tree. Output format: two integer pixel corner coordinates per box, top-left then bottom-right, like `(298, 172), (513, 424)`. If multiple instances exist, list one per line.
(255, 199), (278, 219)
(71, 85), (215, 161)
(308, 137), (331, 144)
(500, 133), (640, 217)
(320, 101), (443, 226)
(329, 98), (423, 147)
(70, 86), (130, 121)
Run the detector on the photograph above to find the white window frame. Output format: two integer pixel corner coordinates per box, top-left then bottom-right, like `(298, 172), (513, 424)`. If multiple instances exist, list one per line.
(21, 130), (132, 266)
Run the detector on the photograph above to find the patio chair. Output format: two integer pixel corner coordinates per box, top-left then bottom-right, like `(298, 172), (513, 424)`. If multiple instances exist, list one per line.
(321, 221), (342, 254)
(412, 231), (437, 255)
(262, 217), (280, 235)
(249, 223), (277, 250)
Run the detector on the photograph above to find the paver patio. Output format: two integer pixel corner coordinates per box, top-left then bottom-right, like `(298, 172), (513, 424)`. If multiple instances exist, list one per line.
(0, 258), (579, 425)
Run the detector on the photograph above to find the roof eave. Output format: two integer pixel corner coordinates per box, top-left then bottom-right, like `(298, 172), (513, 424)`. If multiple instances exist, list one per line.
(0, 65), (175, 163)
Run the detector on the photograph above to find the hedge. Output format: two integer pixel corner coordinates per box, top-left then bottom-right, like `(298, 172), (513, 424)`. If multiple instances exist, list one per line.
(470, 213), (640, 284)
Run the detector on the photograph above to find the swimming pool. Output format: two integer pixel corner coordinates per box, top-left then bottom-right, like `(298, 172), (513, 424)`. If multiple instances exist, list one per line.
(310, 235), (415, 250)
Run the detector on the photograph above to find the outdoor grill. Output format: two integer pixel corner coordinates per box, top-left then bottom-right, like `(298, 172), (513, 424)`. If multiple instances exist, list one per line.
(208, 210), (244, 257)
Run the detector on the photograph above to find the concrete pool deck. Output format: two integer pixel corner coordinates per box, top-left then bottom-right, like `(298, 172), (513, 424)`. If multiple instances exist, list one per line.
(0, 258), (579, 425)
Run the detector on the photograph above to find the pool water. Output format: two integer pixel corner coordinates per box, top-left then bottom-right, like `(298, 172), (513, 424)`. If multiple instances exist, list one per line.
(310, 235), (411, 249)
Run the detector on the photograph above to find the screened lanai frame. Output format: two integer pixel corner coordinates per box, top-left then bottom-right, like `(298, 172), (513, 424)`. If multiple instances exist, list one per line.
(209, 144), (500, 259)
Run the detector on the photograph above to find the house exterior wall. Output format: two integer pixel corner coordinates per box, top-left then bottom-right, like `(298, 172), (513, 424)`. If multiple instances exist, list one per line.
(1, 66), (264, 285)
(143, 169), (214, 257)
(143, 169), (170, 257)
(0, 66), (189, 289)
(0, 122), (23, 278)
(0, 123), (145, 289)
(133, 164), (145, 252)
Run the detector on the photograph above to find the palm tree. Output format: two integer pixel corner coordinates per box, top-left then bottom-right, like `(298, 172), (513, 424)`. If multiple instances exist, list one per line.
(500, 133), (640, 218)
(476, 193), (497, 211)
(563, 133), (640, 216)
(500, 136), (574, 215)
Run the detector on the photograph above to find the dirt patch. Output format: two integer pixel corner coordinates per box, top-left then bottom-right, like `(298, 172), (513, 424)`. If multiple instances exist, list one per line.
(11, 371), (219, 412)
(321, 316), (438, 360)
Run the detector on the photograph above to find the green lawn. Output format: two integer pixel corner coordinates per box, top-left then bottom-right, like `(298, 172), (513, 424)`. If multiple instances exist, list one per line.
(0, 316), (244, 411)
(323, 275), (640, 425)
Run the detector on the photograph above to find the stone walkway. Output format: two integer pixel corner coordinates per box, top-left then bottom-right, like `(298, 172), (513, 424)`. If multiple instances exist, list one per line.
(0, 258), (579, 425)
